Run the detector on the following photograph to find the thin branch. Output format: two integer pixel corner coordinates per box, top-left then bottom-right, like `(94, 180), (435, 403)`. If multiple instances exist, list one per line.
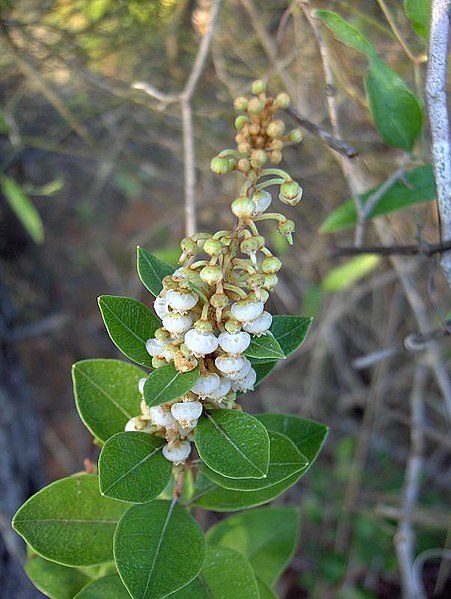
(413, 549), (451, 599)
(425, 0), (451, 288)
(285, 106), (358, 158)
(395, 364), (427, 599)
(376, 0), (420, 64)
(361, 155), (410, 219)
(333, 239), (451, 258)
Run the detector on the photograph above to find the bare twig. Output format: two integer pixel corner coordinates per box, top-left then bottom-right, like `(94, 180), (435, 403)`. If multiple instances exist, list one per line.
(361, 155), (410, 220)
(333, 239), (451, 258)
(425, 0), (451, 287)
(413, 549), (451, 599)
(394, 365), (427, 599)
(285, 106), (358, 158)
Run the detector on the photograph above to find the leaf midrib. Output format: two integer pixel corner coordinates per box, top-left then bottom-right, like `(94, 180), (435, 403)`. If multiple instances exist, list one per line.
(102, 445), (163, 494)
(75, 366), (132, 419)
(100, 298), (148, 346)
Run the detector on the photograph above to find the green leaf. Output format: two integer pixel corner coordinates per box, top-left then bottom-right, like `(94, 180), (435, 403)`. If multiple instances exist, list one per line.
(143, 362), (199, 407)
(136, 246), (175, 296)
(195, 411), (270, 479)
(25, 556), (90, 599)
(201, 432), (308, 491)
(319, 165), (435, 233)
(255, 413), (328, 466)
(99, 432), (172, 503)
(1, 175), (44, 244)
(322, 255), (380, 292)
(114, 500), (206, 599)
(73, 359), (143, 443)
(405, 0), (430, 40)
(257, 578), (278, 598)
(251, 360), (277, 386)
(315, 10), (376, 56)
(245, 332), (285, 360)
(13, 475), (128, 566)
(365, 57), (423, 150)
(98, 295), (159, 367)
(74, 575), (131, 598)
(169, 546), (259, 598)
(271, 315), (313, 357)
(207, 507), (300, 586)
(190, 472), (302, 512)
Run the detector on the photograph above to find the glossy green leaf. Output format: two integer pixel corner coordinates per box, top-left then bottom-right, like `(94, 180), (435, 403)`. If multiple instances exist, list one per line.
(245, 332), (285, 360)
(99, 432), (171, 503)
(143, 363), (199, 407)
(252, 360), (277, 385)
(137, 246), (175, 297)
(405, 0), (430, 40)
(169, 546), (259, 598)
(74, 575), (131, 598)
(365, 57), (422, 150)
(190, 472), (301, 512)
(195, 411), (270, 479)
(255, 413), (328, 467)
(322, 255), (380, 292)
(1, 175), (44, 244)
(207, 507), (300, 586)
(25, 556), (90, 599)
(114, 500), (206, 599)
(98, 295), (159, 367)
(72, 359), (143, 443)
(319, 165), (435, 233)
(201, 432), (308, 491)
(271, 315), (313, 357)
(315, 10), (376, 56)
(13, 475), (128, 566)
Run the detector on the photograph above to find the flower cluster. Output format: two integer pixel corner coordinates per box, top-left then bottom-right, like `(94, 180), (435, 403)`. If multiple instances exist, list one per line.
(126, 81), (303, 466)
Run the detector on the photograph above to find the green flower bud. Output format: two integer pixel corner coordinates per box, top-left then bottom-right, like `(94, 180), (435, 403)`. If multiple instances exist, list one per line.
(275, 92), (291, 109)
(250, 149), (267, 169)
(194, 319), (213, 333)
(263, 274), (278, 290)
(238, 142), (251, 155)
(225, 318), (241, 333)
(262, 256), (282, 274)
(240, 235), (265, 255)
(237, 158), (251, 174)
(280, 181), (303, 206)
(228, 159), (237, 171)
(210, 292), (229, 309)
(231, 197), (255, 219)
(155, 327), (171, 341)
(247, 273), (265, 288)
(289, 128), (303, 143)
(235, 115), (249, 130)
(180, 237), (197, 255)
(270, 151), (282, 164)
(203, 238), (223, 257)
(251, 79), (267, 94)
(234, 96), (249, 111)
(277, 219), (295, 243)
(152, 356), (167, 369)
(266, 119), (285, 138)
(210, 156), (230, 175)
(200, 265), (223, 285)
(247, 97), (265, 114)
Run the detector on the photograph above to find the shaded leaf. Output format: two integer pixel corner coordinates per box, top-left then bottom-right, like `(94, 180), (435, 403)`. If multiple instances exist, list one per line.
(271, 315), (312, 357)
(1, 175), (44, 244)
(195, 411), (270, 479)
(207, 507), (300, 586)
(316, 10), (376, 56)
(99, 432), (171, 503)
(74, 575), (131, 598)
(114, 500), (206, 599)
(143, 363), (199, 407)
(73, 359), (143, 443)
(13, 475), (128, 566)
(258, 578), (278, 598)
(25, 556), (90, 599)
(405, 0), (430, 40)
(201, 432), (308, 491)
(98, 295), (159, 367)
(322, 255), (380, 292)
(320, 165), (435, 233)
(137, 246), (175, 297)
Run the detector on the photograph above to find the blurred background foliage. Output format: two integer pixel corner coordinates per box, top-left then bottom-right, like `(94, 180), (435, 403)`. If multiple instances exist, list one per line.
(0, 0), (450, 598)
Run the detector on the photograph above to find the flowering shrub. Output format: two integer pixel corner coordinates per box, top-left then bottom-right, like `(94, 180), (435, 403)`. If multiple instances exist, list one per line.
(13, 81), (328, 599)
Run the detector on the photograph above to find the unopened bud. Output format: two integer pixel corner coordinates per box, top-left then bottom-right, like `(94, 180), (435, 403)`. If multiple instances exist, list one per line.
(234, 96), (249, 112)
(231, 197), (255, 219)
(289, 129), (303, 143)
(203, 238), (223, 257)
(247, 97), (265, 114)
(200, 265), (223, 285)
(235, 116), (249, 130)
(261, 256), (282, 274)
(250, 149), (267, 169)
(251, 79), (267, 95)
(266, 119), (285, 138)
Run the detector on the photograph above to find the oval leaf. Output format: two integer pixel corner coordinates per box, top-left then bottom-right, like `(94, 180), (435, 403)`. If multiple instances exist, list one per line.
(207, 507), (300, 586)
(74, 575), (131, 598)
(98, 295), (159, 367)
(245, 332), (285, 360)
(271, 315), (312, 357)
(319, 165), (435, 233)
(25, 556), (90, 599)
(169, 546), (259, 598)
(365, 57), (423, 151)
(201, 431), (308, 491)
(195, 411), (270, 480)
(99, 432), (171, 503)
(13, 475), (128, 566)
(137, 246), (175, 296)
(114, 500), (206, 599)
(144, 363), (199, 407)
(405, 0), (430, 40)
(255, 413), (328, 467)
(73, 359), (143, 443)
(315, 10), (376, 57)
